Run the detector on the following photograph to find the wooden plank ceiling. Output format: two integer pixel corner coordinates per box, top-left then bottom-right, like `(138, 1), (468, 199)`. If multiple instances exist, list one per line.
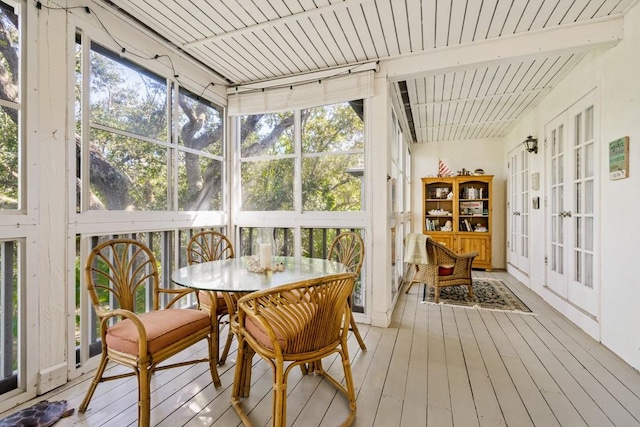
(102, 0), (637, 142)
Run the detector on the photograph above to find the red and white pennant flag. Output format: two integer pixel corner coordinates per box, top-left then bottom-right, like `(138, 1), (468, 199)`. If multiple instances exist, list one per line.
(437, 159), (452, 177)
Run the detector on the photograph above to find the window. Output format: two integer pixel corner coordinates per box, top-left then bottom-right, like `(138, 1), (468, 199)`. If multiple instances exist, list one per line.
(301, 102), (364, 211)
(77, 40), (225, 212)
(0, 1), (20, 211)
(239, 101), (364, 212)
(176, 88), (224, 211)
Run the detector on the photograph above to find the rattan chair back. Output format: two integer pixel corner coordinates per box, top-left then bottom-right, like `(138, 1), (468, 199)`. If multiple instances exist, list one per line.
(328, 231), (367, 350)
(187, 230), (235, 264)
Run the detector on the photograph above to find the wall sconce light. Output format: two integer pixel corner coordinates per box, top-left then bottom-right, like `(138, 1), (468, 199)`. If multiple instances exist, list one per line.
(523, 135), (538, 154)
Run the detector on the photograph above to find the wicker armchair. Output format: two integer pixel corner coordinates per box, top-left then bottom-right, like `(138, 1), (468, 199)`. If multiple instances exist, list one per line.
(187, 230), (236, 364)
(328, 231), (366, 350)
(231, 273), (358, 427)
(408, 239), (478, 303)
(79, 239), (221, 427)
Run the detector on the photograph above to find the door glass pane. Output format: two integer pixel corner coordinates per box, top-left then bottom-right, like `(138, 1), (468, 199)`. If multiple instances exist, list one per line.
(575, 217), (582, 248)
(585, 253), (593, 288)
(558, 247), (563, 274)
(552, 129), (556, 155)
(575, 182), (582, 214)
(552, 158), (557, 184)
(585, 217), (593, 251)
(558, 155), (564, 184)
(575, 250), (582, 282)
(552, 217), (557, 243)
(558, 125), (564, 153)
(575, 147), (582, 179)
(558, 185), (564, 212)
(585, 180), (594, 214)
(559, 216), (564, 244)
(552, 187), (557, 212)
(585, 106), (594, 141)
(574, 113), (582, 146)
(585, 142), (594, 178)
(552, 245), (557, 271)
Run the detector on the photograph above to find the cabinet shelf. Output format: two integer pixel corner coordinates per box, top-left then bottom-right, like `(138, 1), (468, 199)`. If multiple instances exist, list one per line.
(422, 175), (493, 270)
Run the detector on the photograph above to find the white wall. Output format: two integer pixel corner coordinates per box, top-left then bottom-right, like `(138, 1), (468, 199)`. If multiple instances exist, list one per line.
(411, 138), (507, 268)
(503, 1), (640, 369)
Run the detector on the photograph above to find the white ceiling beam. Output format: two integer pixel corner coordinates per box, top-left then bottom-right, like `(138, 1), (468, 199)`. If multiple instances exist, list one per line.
(412, 87), (552, 107)
(184, 0), (371, 49)
(417, 118), (517, 130)
(381, 15), (624, 81)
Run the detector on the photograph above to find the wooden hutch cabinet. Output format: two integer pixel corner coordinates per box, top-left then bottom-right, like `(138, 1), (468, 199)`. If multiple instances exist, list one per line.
(422, 175), (493, 270)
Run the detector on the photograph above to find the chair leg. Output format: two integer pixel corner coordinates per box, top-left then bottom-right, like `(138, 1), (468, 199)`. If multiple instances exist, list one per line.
(349, 311), (367, 350)
(231, 338), (254, 426)
(272, 360), (287, 427)
(231, 337), (246, 402)
(404, 266), (418, 294)
(467, 283), (474, 298)
(207, 335), (222, 388)
(79, 353), (109, 413)
(340, 348), (357, 425)
(138, 363), (151, 427)
(218, 326), (234, 365)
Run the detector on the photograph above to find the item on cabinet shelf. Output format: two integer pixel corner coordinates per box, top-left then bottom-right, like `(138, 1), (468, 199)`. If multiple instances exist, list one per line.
(442, 220), (452, 231)
(474, 169), (485, 175)
(428, 209), (451, 216)
(461, 186), (485, 199)
(474, 224), (488, 232)
(460, 201), (483, 215)
(438, 159), (453, 177)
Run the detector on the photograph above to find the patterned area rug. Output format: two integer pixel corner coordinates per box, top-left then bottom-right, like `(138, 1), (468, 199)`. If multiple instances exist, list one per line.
(421, 278), (532, 313)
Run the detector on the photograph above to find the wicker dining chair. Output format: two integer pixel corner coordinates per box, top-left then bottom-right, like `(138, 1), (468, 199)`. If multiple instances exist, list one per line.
(187, 230), (237, 364)
(79, 238), (221, 427)
(411, 239), (478, 303)
(231, 272), (358, 427)
(328, 231), (367, 350)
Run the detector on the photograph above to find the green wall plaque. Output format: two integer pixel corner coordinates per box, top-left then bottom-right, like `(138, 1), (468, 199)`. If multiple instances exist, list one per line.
(609, 136), (629, 180)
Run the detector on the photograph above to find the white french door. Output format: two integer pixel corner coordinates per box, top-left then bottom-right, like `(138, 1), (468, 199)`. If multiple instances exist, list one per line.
(507, 147), (530, 273)
(545, 93), (599, 316)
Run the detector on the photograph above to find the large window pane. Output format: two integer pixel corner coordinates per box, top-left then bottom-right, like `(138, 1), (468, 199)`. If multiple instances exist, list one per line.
(178, 152), (222, 211)
(90, 44), (167, 141)
(0, 109), (18, 210)
(240, 112), (294, 157)
(241, 159), (294, 211)
(302, 154), (363, 211)
(177, 88), (223, 156)
(0, 240), (19, 395)
(90, 129), (168, 210)
(177, 89), (224, 211)
(0, 2), (19, 211)
(301, 101), (364, 153)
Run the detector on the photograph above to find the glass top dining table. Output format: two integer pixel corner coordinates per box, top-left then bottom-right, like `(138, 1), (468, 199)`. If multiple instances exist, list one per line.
(171, 256), (347, 293)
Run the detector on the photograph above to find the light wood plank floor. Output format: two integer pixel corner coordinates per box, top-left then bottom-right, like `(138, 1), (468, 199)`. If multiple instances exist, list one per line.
(4, 270), (640, 426)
